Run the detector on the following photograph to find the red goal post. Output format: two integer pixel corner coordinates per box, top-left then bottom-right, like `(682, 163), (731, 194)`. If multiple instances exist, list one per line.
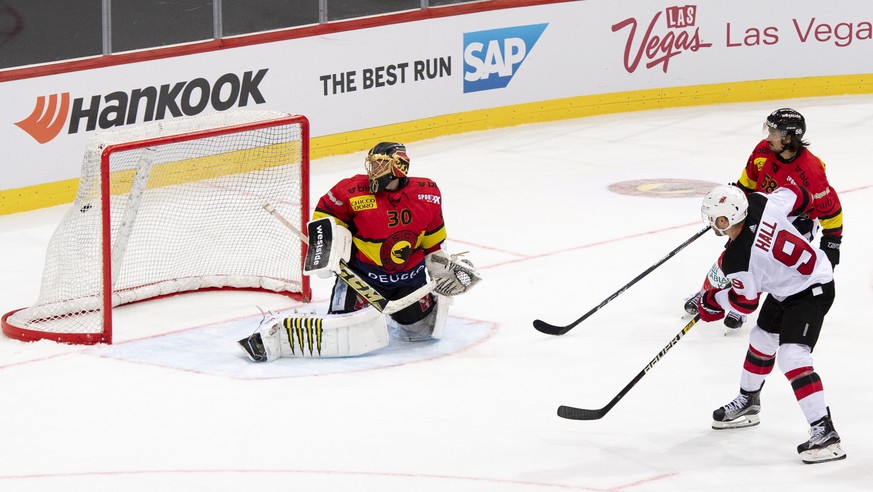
(2, 110), (311, 345)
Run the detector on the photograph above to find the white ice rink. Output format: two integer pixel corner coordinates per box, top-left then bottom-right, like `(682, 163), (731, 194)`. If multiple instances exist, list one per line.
(2, 97), (872, 491)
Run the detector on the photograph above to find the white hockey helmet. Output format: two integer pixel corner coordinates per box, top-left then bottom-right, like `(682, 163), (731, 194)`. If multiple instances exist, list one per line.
(701, 185), (748, 235)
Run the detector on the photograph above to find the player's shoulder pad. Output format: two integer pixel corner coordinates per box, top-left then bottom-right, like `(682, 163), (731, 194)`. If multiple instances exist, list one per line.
(334, 174), (374, 196)
(752, 139), (771, 155)
(746, 192), (767, 223)
(407, 176), (441, 191)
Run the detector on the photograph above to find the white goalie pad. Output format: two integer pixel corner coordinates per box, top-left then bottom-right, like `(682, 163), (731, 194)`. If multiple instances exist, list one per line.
(387, 293), (452, 341)
(431, 293), (452, 339)
(425, 250), (482, 296)
(277, 306), (388, 358)
(304, 216), (353, 279)
(238, 307), (389, 361)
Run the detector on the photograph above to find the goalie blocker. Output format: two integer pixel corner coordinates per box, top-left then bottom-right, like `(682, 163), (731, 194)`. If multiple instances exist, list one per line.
(303, 217), (352, 279)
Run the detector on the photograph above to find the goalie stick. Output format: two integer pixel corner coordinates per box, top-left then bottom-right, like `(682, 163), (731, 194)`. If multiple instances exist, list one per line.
(263, 204), (436, 315)
(557, 315), (700, 421)
(533, 225), (710, 336)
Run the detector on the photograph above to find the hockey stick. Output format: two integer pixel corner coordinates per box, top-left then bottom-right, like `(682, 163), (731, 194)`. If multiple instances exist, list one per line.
(263, 204), (436, 315)
(557, 315), (700, 421)
(533, 225), (710, 335)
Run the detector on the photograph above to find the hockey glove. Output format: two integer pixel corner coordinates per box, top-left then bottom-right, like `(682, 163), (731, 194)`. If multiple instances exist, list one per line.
(696, 289), (725, 323)
(792, 216), (816, 241)
(426, 250), (482, 296)
(820, 235), (840, 269)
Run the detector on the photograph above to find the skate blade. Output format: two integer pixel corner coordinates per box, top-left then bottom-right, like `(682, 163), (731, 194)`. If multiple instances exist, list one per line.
(800, 443), (847, 464)
(712, 414), (761, 430)
(723, 326), (744, 336)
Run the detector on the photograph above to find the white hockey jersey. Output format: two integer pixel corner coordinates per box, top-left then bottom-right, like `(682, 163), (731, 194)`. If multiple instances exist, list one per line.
(714, 186), (834, 314)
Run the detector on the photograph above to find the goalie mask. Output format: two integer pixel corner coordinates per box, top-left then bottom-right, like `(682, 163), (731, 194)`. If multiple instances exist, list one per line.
(701, 185), (748, 236)
(365, 142), (410, 193)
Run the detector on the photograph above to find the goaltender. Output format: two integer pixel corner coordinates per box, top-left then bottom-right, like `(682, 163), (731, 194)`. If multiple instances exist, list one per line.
(239, 142), (480, 360)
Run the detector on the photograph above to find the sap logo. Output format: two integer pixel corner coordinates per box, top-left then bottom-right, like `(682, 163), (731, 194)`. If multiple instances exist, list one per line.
(463, 23), (547, 94)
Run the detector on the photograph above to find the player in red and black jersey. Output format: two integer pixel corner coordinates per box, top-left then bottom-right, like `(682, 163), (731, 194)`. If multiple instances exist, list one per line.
(312, 142), (450, 339)
(685, 109), (843, 328)
(236, 142), (479, 361)
(737, 109), (843, 254)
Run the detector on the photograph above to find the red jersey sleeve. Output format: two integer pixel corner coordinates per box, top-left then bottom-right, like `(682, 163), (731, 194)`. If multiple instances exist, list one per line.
(797, 152), (843, 238)
(312, 177), (359, 229)
(736, 139), (770, 193)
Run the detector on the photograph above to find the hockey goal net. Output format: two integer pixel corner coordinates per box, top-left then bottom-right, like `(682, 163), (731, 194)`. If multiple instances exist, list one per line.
(2, 110), (311, 345)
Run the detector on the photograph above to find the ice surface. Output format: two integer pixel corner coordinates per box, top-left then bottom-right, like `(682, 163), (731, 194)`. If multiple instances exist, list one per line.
(2, 96), (872, 491)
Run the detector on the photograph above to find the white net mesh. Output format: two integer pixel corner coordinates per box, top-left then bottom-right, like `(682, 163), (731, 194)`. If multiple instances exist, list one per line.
(4, 110), (308, 344)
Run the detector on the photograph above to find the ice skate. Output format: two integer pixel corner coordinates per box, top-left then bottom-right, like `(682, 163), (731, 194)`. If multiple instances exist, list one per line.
(712, 388), (761, 429)
(238, 332), (268, 362)
(797, 409), (846, 464)
(683, 290), (702, 317)
(237, 312), (282, 363)
(724, 311), (746, 330)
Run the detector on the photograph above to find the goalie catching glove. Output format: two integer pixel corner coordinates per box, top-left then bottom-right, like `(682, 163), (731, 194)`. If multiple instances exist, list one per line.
(425, 250), (481, 296)
(303, 216), (352, 279)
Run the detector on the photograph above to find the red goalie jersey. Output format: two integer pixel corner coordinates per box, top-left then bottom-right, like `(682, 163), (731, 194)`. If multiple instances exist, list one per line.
(312, 174), (447, 290)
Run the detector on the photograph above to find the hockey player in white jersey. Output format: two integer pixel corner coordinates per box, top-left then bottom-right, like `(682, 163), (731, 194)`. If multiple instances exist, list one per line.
(696, 184), (845, 464)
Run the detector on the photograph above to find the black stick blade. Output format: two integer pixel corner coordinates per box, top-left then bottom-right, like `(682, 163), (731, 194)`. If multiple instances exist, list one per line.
(532, 319), (572, 336)
(531, 226), (709, 337)
(557, 405), (605, 420)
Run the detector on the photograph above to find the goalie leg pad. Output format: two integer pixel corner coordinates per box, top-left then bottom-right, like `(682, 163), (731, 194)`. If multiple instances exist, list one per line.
(279, 306), (388, 358)
(387, 294), (451, 341)
(431, 294), (452, 339)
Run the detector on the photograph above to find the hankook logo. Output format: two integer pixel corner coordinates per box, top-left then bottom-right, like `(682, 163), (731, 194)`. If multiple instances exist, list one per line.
(14, 69), (269, 144)
(14, 93), (72, 144)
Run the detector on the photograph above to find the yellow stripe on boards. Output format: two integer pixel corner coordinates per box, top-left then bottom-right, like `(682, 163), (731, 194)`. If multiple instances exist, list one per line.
(5, 75), (872, 215)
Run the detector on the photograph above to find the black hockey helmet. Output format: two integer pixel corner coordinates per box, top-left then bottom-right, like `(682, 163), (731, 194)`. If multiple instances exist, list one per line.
(765, 108), (806, 138)
(364, 142), (410, 193)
